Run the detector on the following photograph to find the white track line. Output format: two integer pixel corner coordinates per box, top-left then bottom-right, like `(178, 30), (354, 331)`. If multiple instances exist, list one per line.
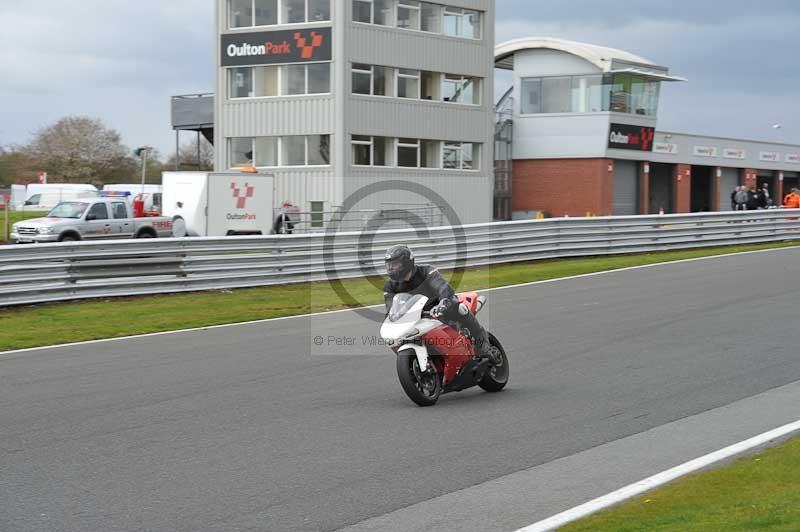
(515, 419), (800, 532)
(1, 245), (796, 356)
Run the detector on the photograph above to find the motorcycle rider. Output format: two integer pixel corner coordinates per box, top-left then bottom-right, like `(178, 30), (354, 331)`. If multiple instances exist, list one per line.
(383, 245), (499, 364)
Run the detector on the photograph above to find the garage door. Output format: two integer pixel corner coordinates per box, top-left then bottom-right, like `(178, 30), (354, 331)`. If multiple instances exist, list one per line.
(613, 160), (638, 216)
(719, 168), (740, 211)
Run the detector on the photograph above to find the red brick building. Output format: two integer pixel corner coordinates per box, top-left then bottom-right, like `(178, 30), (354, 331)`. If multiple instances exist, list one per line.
(493, 38), (800, 218)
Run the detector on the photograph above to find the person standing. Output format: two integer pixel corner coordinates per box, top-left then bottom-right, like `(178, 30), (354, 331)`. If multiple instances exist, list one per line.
(735, 186), (749, 211)
(730, 186), (740, 211)
(760, 182), (772, 208)
(746, 186), (759, 210)
(784, 188), (800, 209)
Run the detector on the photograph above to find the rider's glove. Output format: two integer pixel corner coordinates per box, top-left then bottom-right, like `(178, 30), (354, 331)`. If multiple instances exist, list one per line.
(430, 301), (449, 319)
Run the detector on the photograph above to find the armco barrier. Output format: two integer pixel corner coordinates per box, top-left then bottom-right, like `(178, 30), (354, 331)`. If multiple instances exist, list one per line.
(1, 210), (799, 307)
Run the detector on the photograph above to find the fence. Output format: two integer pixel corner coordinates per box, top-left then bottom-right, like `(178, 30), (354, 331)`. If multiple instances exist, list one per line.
(1, 209), (799, 307)
(280, 203), (445, 234)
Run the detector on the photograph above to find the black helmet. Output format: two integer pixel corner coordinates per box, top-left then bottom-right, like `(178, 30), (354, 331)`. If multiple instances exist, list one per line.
(385, 245), (415, 282)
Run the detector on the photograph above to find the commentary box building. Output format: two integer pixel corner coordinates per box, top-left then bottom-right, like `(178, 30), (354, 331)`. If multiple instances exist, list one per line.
(213, 0), (495, 224)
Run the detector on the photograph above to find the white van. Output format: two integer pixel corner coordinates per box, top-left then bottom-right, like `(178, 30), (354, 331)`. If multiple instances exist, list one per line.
(23, 184), (98, 211)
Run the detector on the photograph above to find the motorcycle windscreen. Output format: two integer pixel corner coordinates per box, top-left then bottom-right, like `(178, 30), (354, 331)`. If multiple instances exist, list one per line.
(388, 293), (426, 323)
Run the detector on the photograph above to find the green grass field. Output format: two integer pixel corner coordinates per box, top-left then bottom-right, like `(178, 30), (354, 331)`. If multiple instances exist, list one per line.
(562, 437), (800, 532)
(1, 210), (47, 242)
(0, 241), (797, 352)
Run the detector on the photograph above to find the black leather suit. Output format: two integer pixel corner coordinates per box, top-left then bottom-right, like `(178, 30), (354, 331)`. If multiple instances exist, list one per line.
(383, 265), (488, 351)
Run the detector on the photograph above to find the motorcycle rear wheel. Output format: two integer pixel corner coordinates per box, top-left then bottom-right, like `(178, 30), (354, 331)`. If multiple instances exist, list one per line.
(396, 353), (442, 407)
(479, 333), (509, 393)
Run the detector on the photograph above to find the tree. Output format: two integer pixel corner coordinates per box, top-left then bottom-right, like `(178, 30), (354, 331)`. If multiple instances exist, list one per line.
(0, 144), (36, 186)
(24, 116), (135, 183)
(166, 136), (214, 171)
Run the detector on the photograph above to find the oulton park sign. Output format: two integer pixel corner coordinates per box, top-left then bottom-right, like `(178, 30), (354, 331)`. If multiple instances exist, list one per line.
(221, 27), (332, 67)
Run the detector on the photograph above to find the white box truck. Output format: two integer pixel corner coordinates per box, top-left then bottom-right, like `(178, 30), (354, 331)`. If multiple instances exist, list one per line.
(162, 171), (281, 237)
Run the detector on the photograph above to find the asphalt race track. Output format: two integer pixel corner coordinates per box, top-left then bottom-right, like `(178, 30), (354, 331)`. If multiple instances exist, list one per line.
(2, 248), (800, 532)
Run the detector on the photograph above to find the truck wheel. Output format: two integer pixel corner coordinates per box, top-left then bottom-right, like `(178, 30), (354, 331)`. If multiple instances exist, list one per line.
(58, 234), (79, 242)
(136, 230), (156, 239)
(172, 217), (187, 238)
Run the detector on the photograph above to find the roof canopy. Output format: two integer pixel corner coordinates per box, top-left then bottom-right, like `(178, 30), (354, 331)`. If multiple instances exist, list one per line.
(495, 37), (672, 75)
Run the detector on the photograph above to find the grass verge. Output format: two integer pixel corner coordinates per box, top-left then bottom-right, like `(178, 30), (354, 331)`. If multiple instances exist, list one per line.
(561, 436), (800, 532)
(0, 241), (797, 352)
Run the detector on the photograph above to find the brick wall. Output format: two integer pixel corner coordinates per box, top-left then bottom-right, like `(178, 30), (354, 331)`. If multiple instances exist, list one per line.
(674, 164), (692, 213)
(512, 158), (613, 217)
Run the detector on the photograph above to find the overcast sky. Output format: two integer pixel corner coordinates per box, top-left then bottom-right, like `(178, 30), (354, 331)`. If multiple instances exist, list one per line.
(1, 0), (798, 157)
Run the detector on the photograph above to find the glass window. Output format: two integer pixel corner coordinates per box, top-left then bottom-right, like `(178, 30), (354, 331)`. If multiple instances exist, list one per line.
(231, 138), (254, 166)
(374, 0), (392, 25)
(282, 136), (306, 166)
(541, 77), (572, 113)
(352, 63), (372, 94)
(397, 69), (419, 98)
(87, 202), (109, 220)
(421, 71), (439, 100)
(443, 74), (479, 104)
(397, 138), (419, 167)
(112, 202), (128, 219)
(462, 142), (476, 170)
(442, 141), (478, 170)
(254, 0), (278, 25)
(421, 2), (440, 32)
(307, 63), (331, 94)
(254, 66), (279, 97)
(570, 75), (603, 113)
(255, 137), (278, 167)
(310, 201), (324, 228)
(463, 10), (481, 39)
(420, 140), (439, 168)
(373, 65), (391, 96)
(443, 8), (481, 39)
(397, 1), (420, 30)
(230, 0), (252, 28)
(230, 67), (254, 98)
(353, 0), (371, 22)
(373, 136), (388, 166)
(280, 0), (305, 23)
(352, 135), (372, 166)
(283, 64), (306, 95)
(307, 135), (330, 165)
(443, 141), (460, 169)
(308, 0), (330, 22)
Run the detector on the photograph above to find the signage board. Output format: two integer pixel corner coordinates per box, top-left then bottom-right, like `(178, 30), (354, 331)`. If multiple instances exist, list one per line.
(608, 123), (655, 151)
(221, 27), (332, 67)
(693, 146), (718, 157)
(723, 148), (747, 160)
(653, 142), (678, 154)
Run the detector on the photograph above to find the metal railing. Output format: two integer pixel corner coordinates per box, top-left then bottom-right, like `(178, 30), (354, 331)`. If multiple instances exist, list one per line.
(1, 210), (799, 307)
(280, 204), (445, 234)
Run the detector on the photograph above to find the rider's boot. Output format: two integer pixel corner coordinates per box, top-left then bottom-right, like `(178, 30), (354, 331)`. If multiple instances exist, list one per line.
(475, 328), (500, 365)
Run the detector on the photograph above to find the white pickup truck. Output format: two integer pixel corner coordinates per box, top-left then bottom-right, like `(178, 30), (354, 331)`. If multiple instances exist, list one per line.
(10, 198), (174, 243)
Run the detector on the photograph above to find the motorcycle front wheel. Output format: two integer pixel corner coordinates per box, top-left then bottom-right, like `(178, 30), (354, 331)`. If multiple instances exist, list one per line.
(396, 353), (442, 407)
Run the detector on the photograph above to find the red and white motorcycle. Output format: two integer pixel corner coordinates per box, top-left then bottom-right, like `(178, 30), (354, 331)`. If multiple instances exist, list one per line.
(381, 292), (509, 406)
